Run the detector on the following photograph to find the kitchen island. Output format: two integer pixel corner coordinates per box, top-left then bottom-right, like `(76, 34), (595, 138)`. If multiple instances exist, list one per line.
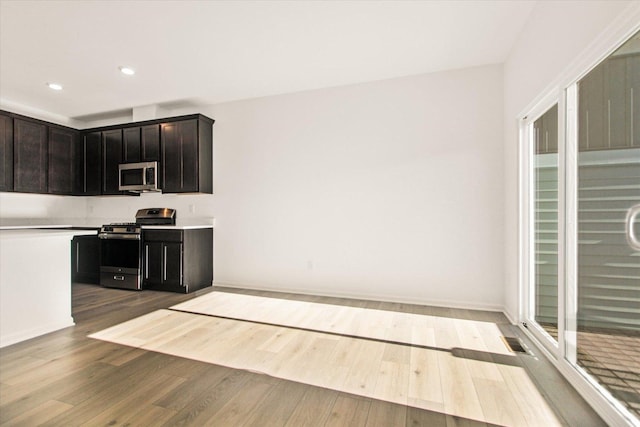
(0, 228), (96, 348)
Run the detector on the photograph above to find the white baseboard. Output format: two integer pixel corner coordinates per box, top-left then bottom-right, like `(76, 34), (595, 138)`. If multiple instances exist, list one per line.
(502, 307), (519, 325)
(0, 317), (75, 349)
(212, 280), (505, 314)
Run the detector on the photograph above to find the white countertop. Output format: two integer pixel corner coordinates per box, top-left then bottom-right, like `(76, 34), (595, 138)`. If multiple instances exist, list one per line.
(0, 228), (96, 240)
(0, 217), (215, 230)
(0, 218), (102, 229)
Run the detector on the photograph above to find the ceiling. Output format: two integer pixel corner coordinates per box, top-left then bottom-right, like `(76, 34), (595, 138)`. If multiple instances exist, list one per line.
(0, 0), (536, 122)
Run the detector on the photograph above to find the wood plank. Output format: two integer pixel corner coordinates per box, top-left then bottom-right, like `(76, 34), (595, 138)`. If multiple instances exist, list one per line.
(406, 405), (447, 427)
(0, 284), (603, 426)
(2, 399), (73, 426)
(364, 400), (406, 427)
(160, 369), (252, 426)
(82, 373), (186, 425)
(436, 352), (485, 423)
(197, 376), (273, 426)
(472, 377), (528, 426)
(284, 386), (337, 427)
(325, 395), (371, 427)
(408, 346), (444, 412)
(153, 363), (232, 412)
(239, 380), (308, 426)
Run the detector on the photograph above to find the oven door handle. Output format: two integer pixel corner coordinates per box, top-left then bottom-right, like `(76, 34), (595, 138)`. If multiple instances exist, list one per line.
(98, 233), (141, 240)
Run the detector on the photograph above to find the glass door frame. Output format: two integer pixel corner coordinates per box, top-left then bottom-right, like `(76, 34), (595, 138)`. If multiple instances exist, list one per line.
(520, 91), (565, 357)
(518, 12), (640, 426)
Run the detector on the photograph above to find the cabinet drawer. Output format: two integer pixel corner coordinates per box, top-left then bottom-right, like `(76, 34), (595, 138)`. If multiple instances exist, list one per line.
(143, 229), (183, 242)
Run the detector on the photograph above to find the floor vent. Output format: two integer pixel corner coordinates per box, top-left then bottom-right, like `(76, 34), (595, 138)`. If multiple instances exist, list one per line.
(501, 336), (528, 354)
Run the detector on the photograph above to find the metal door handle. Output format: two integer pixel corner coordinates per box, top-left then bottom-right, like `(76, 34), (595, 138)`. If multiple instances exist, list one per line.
(145, 245), (149, 279)
(114, 275), (125, 281)
(625, 204), (640, 251)
(163, 246), (167, 281)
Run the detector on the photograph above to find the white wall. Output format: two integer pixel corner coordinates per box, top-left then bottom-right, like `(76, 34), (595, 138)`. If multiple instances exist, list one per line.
(83, 192), (214, 223)
(2, 64), (505, 310)
(502, 0), (636, 320)
(0, 192), (87, 219)
(195, 65), (505, 310)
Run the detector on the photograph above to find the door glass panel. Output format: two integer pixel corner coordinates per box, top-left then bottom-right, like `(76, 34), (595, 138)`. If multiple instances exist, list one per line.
(533, 104), (559, 341)
(575, 31), (640, 420)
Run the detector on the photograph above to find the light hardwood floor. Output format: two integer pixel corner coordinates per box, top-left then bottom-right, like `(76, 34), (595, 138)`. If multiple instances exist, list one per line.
(0, 284), (605, 426)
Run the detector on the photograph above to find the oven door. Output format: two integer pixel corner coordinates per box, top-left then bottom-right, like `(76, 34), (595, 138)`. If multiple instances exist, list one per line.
(99, 236), (142, 290)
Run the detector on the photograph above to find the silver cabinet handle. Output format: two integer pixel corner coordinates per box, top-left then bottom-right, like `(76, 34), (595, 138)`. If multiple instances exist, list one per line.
(145, 245), (149, 279)
(163, 245), (168, 281)
(625, 204), (640, 251)
(76, 241), (80, 273)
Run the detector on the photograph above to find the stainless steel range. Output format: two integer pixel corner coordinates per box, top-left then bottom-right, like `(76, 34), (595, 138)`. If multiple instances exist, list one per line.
(98, 208), (176, 290)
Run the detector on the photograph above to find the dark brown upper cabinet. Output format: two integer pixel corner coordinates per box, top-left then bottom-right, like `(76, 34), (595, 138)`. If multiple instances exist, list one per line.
(0, 113), (13, 192)
(123, 124), (160, 163)
(141, 124), (160, 162)
(13, 118), (47, 193)
(74, 131), (102, 196)
(123, 127), (141, 163)
(2, 111), (213, 196)
(161, 117), (212, 194)
(48, 126), (77, 195)
(102, 129), (123, 195)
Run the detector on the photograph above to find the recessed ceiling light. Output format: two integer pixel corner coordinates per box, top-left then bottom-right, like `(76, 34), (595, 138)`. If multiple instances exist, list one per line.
(47, 82), (63, 91)
(119, 66), (135, 76)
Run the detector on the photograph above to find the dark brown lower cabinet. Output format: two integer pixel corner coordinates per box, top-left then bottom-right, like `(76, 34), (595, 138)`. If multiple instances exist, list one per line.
(0, 113), (13, 191)
(72, 235), (101, 284)
(142, 228), (213, 293)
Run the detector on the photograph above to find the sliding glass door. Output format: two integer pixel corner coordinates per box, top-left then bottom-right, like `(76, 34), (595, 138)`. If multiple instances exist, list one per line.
(573, 38), (640, 421)
(524, 30), (640, 424)
(532, 104), (560, 344)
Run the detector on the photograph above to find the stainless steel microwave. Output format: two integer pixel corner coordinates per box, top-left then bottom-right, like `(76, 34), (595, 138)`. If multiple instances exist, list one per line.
(118, 161), (159, 192)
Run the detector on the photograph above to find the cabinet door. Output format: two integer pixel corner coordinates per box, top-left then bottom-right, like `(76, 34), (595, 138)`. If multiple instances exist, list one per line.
(123, 127), (141, 163)
(14, 118), (47, 193)
(141, 124), (160, 162)
(74, 132), (102, 195)
(144, 241), (164, 285)
(48, 127), (76, 195)
(163, 242), (183, 286)
(161, 120), (198, 193)
(0, 113), (13, 191)
(85, 132), (102, 195)
(72, 235), (100, 284)
(102, 129), (123, 195)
